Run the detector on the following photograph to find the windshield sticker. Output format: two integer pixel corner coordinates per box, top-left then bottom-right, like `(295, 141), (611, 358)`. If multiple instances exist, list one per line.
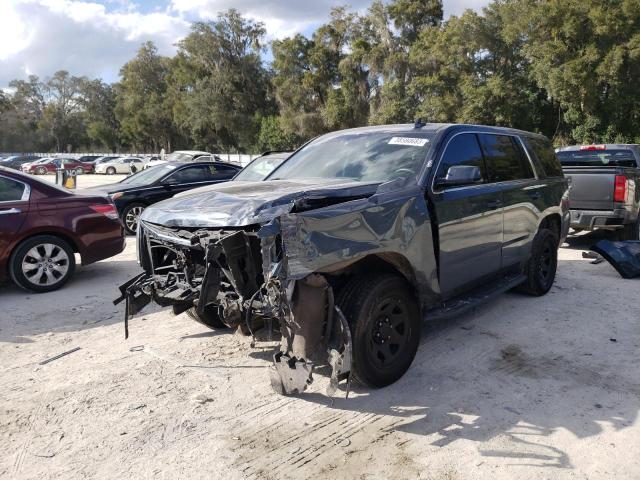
(388, 137), (429, 147)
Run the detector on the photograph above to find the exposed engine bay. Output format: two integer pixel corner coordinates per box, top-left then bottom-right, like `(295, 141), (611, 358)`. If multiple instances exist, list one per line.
(116, 219), (354, 397)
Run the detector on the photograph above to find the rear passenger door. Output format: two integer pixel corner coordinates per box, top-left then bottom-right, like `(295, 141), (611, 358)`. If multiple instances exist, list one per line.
(478, 133), (540, 268)
(0, 175), (30, 257)
(432, 133), (504, 296)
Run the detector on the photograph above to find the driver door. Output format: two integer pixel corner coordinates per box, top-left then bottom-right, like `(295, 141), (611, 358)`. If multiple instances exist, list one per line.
(431, 133), (504, 297)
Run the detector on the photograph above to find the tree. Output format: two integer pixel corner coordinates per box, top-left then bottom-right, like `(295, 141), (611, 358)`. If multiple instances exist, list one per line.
(79, 79), (120, 151)
(38, 71), (88, 152)
(515, 0), (640, 143)
(256, 116), (300, 151)
(169, 10), (273, 152)
(116, 41), (175, 151)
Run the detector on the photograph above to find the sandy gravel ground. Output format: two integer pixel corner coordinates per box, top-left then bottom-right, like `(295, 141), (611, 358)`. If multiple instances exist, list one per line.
(1, 181), (639, 479)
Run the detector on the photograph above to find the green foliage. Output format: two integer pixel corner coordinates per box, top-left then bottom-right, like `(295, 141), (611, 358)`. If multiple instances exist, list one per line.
(256, 116), (299, 151)
(1, 1), (639, 153)
(169, 10), (274, 152)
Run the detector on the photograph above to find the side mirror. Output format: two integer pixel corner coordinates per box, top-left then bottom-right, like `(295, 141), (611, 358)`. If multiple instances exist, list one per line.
(435, 165), (482, 189)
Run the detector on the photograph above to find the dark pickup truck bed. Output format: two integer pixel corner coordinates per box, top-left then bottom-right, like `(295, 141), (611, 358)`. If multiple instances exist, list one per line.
(558, 145), (640, 239)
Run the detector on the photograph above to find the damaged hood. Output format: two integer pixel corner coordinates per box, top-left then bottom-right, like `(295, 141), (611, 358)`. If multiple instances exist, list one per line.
(140, 178), (381, 228)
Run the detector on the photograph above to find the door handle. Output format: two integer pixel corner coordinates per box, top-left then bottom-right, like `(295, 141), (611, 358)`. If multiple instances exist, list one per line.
(486, 200), (502, 210)
(0, 208), (21, 215)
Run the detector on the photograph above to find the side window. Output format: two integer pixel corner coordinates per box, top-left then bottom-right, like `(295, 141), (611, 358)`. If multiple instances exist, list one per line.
(479, 134), (534, 182)
(166, 166), (211, 183)
(0, 177), (26, 202)
(436, 133), (486, 183)
(524, 137), (563, 177)
(211, 165), (239, 179)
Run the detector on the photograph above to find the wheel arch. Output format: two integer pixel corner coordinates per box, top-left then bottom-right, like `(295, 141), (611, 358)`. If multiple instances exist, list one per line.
(539, 213), (561, 239)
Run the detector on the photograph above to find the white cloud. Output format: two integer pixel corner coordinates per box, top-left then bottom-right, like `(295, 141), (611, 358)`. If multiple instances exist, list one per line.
(170, 0), (375, 39)
(0, 0), (492, 87)
(0, 0), (190, 86)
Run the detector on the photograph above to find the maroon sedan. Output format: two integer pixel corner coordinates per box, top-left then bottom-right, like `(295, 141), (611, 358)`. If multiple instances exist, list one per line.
(0, 167), (125, 292)
(24, 158), (94, 175)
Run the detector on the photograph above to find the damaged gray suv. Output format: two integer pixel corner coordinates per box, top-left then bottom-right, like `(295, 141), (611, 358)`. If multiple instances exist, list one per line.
(116, 123), (570, 396)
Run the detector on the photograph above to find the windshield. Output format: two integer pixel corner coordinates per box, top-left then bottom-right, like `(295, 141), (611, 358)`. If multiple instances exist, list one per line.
(165, 152), (194, 162)
(558, 149), (638, 167)
(269, 131), (433, 182)
(234, 155), (288, 181)
(119, 164), (176, 185)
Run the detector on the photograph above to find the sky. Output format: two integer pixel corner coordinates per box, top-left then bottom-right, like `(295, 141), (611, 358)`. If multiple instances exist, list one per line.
(0, 0), (491, 88)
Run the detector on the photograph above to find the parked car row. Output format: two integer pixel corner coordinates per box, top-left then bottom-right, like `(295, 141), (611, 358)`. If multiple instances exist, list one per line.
(0, 151), (288, 292)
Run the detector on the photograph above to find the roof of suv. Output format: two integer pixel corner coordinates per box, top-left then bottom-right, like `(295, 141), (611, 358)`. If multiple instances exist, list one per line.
(331, 123), (548, 140)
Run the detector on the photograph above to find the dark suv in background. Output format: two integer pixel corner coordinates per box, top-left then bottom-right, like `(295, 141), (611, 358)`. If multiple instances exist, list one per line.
(118, 123), (569, 396)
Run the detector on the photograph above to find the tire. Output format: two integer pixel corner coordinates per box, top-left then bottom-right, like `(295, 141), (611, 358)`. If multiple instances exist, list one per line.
(515, 228), (558, 296)
(36, 166), (47, 175)
(336, 274), (421, 388)
(122, 203), (146, 235)
(75, 167), (85, 175)
(186, 305), (227, 329)
(106, 166), (116, 175)
(620, 216), (640, 241)
(9, 235), (76, 293)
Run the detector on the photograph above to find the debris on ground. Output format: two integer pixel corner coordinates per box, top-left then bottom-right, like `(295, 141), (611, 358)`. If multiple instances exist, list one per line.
(39, 347), (81, 365)
(591, 240), (640, 278)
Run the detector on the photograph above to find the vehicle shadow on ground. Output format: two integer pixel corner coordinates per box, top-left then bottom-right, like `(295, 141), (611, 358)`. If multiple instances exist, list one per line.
(562, 229), (617, 251)
(0, 259), (140, 342)
(287, 297), (640, 471)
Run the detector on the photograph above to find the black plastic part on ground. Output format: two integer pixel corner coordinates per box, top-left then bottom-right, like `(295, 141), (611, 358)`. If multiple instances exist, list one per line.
(591, 240), (640, 279)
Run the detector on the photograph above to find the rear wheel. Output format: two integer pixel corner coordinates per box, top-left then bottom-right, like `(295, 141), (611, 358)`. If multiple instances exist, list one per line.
(516, 228), (558, 296)
(36, 166), (47, 175)
(336, 274), (421, 388)
(620, 216), (640, 241)
(106, 166), (116, 175)
(10, 235), (76, 293)
(186, 306), (227, 329)
(122, 203), (145, 235)
(75, 167), (85, 174)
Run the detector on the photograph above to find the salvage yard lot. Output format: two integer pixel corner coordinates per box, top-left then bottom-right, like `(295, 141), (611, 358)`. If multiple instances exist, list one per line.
(1, 197), (639, 478)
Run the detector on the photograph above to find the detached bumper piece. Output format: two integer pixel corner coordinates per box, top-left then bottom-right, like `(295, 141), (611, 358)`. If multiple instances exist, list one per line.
(591, 240), (640, 279)
(269, 352), (314, 395)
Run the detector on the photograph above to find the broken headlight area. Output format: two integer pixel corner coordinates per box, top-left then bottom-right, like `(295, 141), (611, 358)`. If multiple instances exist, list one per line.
(115, 220), (352, 398)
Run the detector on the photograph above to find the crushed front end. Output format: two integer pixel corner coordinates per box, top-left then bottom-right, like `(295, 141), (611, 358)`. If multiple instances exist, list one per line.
(116, 219), (353, 397)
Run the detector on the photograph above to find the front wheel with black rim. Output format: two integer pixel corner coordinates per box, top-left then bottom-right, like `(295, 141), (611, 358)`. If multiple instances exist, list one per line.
(515, 228), (558, 296)
(122, 203), (145, 235)
(336, 274), (421, 388)
(186, 305), (228, 329)
(10, 235), (76, 293)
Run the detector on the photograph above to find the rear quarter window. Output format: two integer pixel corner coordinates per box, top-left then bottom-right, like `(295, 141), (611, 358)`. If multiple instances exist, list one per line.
(524, 137), (563, 177)
(0, 176), (26, 202)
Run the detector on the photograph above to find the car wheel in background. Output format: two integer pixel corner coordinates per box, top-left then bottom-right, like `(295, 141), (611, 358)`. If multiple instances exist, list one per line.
(36, 166), (47, 175)
(10, 235), (76, 293)
(75, 167), (85, 174)
(620, 216), (640, 241)
(106, 166), (116, 175)
(336, 273), (421, 388)
(122, 203), (146, 235)
(515, 228), (558, 296)
(186, 306), (228, 329)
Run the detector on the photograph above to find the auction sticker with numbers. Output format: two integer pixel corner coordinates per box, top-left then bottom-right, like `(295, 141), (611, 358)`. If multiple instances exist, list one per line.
(388, 137), (430, 147)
